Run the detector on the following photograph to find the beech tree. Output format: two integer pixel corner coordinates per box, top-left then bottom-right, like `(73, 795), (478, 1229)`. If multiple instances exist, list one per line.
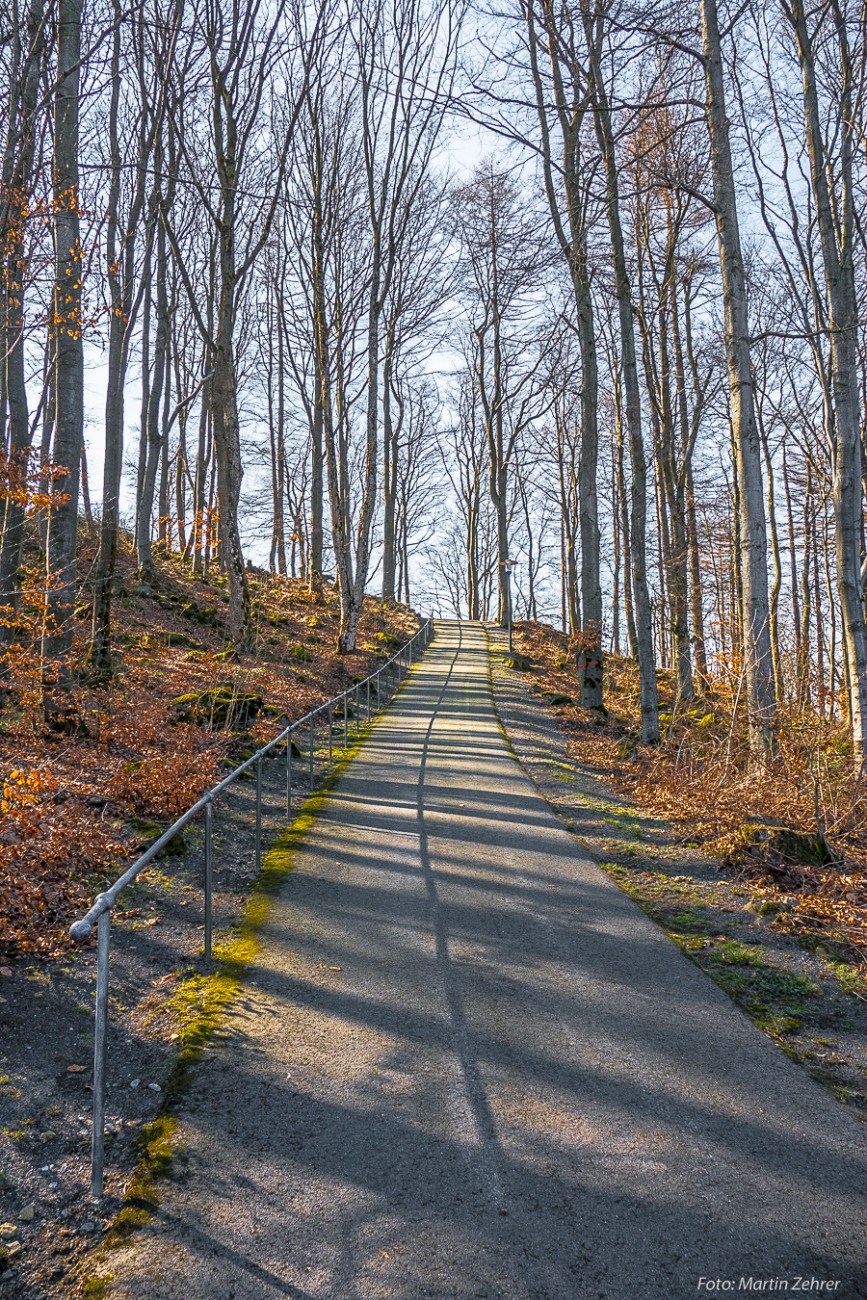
(42, 0), (84, 712)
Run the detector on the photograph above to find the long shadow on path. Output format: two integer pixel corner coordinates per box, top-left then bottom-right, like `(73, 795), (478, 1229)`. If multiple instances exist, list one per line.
(106, 622), (867, 1300)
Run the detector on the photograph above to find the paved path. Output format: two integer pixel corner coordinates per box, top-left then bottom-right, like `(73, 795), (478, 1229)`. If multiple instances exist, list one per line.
(108, 623), (867, 1299)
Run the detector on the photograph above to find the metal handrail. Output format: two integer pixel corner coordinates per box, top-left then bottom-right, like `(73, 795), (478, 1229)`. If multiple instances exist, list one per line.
(70, 615), (435, 1199)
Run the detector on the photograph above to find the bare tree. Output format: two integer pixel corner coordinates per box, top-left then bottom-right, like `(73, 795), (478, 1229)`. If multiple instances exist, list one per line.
(0, 0), (46, 657)
(42, 0), (84, 708)
(781, 0), (867, 765)
(453, 163), (553, 630)
(579, 0), (659, 742)
(700, 0), (776, 754)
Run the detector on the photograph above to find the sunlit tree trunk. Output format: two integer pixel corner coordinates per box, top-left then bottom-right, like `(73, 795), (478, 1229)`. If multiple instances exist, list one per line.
(43, 0), (84, 703)
(0, 0), (45, 656)
(786, 0), (867, 765)
(701, 0), (775, 756)
(581, 0), (658, 741)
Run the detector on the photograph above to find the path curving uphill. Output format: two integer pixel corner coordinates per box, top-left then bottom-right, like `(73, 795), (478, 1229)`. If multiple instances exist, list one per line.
(105, 621), (867, 1299)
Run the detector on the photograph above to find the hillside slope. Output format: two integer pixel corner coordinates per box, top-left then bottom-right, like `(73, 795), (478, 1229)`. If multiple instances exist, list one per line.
(0, 530), (419, 961)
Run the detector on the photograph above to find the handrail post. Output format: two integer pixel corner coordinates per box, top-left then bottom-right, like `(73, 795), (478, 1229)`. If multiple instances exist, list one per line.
(204, 800), (213, 962)
(255, 757), (262, 871)
(70, 619), (431, 1203)
(91, 908), (110, 1200)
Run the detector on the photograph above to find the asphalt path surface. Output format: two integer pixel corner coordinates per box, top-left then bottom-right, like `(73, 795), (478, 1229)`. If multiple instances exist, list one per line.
(107, 621), (867, 1299)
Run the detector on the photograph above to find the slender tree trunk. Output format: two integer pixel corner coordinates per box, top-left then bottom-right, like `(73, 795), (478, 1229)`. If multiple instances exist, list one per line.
(782, 445), (801, 706)
(175, 405), (187, 555)
(158, 324), (172, 549)
(0, 0), (45, 654)
(137, 261), (151, 519)
(210, 311), (251, 643)
(381, 337), (399, 602)
(685, 463), (707, 683)
(137, 199), (169, 578)
(813, 494), (826, 716)
(80, 437), (93, 527)
(91, 142), (126, 675)
(304, 210), (324, 591)
(192, 373), (209, 573)
(575, 262), (603, 708)
(758, 417), (784, 708)
(37, 335), (55, 551)
(43, 0), (84, 704)
(786, 0), (867, 764)
(614, 390), (638, 660)
(701, 0), (775, 755)
(273, 292), (287, 574)
(798, 476), (813, 710)
(582, 5), (658, 740)
(527, 0), (603, 707)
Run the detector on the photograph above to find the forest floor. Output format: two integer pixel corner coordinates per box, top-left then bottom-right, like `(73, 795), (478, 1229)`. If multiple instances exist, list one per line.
(0, 532), (418, 1297)
(488, 623), (867, 1125)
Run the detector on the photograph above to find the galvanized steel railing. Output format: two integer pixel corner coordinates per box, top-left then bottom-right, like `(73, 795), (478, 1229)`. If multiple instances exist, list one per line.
(70, 616), (435, 1199)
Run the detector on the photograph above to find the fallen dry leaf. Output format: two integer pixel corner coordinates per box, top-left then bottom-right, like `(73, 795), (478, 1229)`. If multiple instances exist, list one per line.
(67, 1064), (85, 1074)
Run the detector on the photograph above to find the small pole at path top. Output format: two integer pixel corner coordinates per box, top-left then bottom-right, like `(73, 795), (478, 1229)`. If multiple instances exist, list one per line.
(501, 559), (517, 653)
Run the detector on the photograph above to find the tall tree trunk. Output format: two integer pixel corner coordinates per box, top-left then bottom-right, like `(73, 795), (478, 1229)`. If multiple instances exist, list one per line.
(683, 465), (705, 682)
(306, 196), (325, 593)
(0, 0), (45, 655)
(758, 416), (785, 708)
(574, 259), (603, 707)
(614, 389), (638, 660)
(210, 310), (251, 644)
(273, 291), (287, 574)
(340, 266), (382, 649)
(136, 259), (151, 520)
(91, 12), (127, 676)
(786, 0), (867, 764)
(192, 372), (209, 573)
(137, 195), (169, 578)
(581, 2), (658, 741)
(43, 0), (84, 704)
(527, 0), (603, 708)
(701, 0), (775, 755)
(157, 327), (172, 549)
(381, 335), (399, 602)
(37, 335), (55, 551)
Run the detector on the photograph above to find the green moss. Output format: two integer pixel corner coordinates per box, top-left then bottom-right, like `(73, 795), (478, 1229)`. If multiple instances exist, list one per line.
(96, 714), (382, 1276)
(710, 939), (765, 968)
(82, 1277), (112, 1299)
(829, 962), (867, 999)
(482, 628), (524, 765)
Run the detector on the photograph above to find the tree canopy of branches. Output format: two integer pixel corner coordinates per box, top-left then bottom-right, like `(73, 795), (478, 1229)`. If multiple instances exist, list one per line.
(2, 0), (867, 770)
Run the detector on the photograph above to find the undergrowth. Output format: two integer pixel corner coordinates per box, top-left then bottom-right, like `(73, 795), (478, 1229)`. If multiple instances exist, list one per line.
(511, 621), (867, 966)
(0, 526), (418, 961)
